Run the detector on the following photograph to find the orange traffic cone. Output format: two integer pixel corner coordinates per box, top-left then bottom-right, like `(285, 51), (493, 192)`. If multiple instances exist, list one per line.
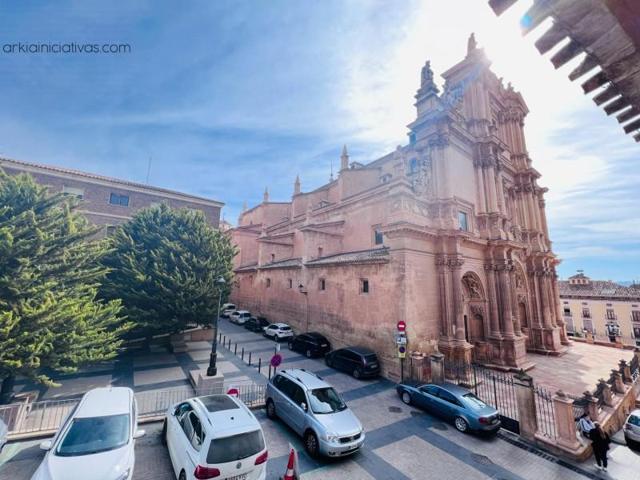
(282, 447), (297, 480)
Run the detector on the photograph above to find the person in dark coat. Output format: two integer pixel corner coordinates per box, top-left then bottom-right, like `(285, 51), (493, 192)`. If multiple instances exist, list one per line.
(590, 423), (611, 472)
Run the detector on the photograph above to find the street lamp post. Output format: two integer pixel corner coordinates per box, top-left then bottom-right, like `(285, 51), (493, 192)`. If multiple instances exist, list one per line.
(207, 276), (226, 377)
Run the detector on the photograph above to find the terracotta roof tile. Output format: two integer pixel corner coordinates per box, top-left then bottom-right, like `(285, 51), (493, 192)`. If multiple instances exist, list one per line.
(305, 247), (390, 267)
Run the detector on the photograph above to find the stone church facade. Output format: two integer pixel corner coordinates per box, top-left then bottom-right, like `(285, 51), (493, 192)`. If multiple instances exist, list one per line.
(231, 36), (568, 377)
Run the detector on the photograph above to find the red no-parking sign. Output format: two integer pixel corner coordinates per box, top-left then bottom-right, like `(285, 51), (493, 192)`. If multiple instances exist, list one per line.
(397, 321), (406, 332)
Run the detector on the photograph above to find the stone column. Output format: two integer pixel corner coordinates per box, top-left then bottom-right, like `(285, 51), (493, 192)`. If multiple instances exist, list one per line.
(499, 263), (516, 338)
(485, 263), (501, 338)
(451, 257), (466, 343)
(487, 165), (499, 212)
(430, 353), (445, 384)
(437, 257), (452, 339)
(475, 165), (487, 213)
(537, 272), (552, 328)
(553, 390), (581, 451)
(584, 392), (600, 422)
(509, 268), (522, 336)
(513, 371), (537, 441)
(598, 379), (614, 407)
(610, 371), (626, 394)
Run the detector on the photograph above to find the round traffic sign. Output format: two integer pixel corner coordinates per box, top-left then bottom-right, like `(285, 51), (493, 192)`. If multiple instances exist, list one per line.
(398, 345), (406, 354)
(397, 321), (406, 332)
(227, 387), (239, 397)
(270, 353), (282, 367)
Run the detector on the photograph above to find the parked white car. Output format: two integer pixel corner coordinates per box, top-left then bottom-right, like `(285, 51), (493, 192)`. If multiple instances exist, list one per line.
(624, 408), (640, 448)
(221, 303), (236, 318)
(263, 323), (294, 341)
(230, 310), (252, 325)
(31, 387), (145, 480)
(0, 417), (7, 452)
(163, 394), (267, 480)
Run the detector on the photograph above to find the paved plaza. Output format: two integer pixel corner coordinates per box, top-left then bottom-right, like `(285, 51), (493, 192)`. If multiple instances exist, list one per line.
(2, 320), (640, 479)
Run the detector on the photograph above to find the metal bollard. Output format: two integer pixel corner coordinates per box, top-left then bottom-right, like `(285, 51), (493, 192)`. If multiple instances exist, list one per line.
(248, 352), (252, 366)
(268, 365), (272, 379)
(222, 335), (226, 346)
(234, 343), (237, 355)
(241, 347), (245, 360)
(258, 358), (262, 374)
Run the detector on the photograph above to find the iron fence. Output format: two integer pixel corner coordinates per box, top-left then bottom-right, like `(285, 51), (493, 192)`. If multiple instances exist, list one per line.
(444, 361), (519, 422)
(534, 385), (557, 439)
(0, 381), (266, 438)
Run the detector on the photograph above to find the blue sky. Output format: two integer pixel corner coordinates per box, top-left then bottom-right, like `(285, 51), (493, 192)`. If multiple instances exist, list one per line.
(0, 0), (638, 282)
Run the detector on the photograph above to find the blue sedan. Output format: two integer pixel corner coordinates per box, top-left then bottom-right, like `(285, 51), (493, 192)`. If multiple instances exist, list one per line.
(396, 382), (501, 434)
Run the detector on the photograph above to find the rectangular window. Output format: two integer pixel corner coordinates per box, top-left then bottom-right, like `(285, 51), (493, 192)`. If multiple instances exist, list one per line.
(288, 279), (292, 289)
(319, 279), (326, 291)
(582, 308), (591, 318)
(317, 247), (323, 258)
(583, 317), (594, 334)
(360, 279), (369, 294)
(271, 253), (275, 262)
(266, 278), (271, 288)
(563, 308), (571, 316)
(458, 211), (469, 232)
(374, 229), (384, 245)
(606, 309), (616, 320)
(632, 311), (640, 322)
(109, 193), (129, 206)
(62, 186), (84, 199)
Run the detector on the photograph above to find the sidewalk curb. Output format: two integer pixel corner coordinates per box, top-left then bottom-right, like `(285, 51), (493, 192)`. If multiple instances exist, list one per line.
(497, 430), (604, 479)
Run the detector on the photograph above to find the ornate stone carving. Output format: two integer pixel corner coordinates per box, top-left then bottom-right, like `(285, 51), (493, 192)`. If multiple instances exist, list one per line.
(515, 269), (526, 289)
(470, 304), (484, 317)
(462, 274), (483, 299)
(408, 154), (434, 198)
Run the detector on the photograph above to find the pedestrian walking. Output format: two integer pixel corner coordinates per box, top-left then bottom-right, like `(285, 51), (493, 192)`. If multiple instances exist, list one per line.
(578, 412), (595, 439)
(590, 423), (611, 472)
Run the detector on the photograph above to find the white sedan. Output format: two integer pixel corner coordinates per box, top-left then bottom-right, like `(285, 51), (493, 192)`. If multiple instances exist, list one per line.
(31, 387), (145, 480)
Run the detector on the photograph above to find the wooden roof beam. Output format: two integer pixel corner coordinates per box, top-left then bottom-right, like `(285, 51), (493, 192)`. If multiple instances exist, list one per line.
(521, 0), (554, 35)
(581, 70), (609, 94)
(535, 22), (567, 55)
(489, 0), (519, 16)
(603, 96), (630, 115)
(593, 84), (619, 106)
(551, 38), (583, 69)
(617, 106), (640, 124)
(623, 117), (640, 134)
(568, 54), (599, 81)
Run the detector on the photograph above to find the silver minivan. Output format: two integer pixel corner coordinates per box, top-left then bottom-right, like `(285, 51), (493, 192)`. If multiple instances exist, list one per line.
(265, 369), (364, 457)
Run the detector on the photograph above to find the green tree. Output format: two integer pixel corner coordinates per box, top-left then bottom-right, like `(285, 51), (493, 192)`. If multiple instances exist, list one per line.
(0, 172), (128, 403)
(101, 203), (235, 339)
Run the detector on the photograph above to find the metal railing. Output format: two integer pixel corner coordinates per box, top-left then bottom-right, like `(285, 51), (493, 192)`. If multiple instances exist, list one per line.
(533, 385), (557, 439)
(0, 381), (266, 438)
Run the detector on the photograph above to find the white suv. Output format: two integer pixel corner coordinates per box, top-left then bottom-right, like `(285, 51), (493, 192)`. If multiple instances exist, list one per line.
(230, 310), (252, 325)
(163, 394), (267, 480)
(263, 323), (294, 341)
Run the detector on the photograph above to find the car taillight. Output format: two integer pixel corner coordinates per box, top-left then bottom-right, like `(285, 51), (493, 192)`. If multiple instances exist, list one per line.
(255, 450), (268, 465)
(479, 417), (490, 424)
(194, 466), (220, 479)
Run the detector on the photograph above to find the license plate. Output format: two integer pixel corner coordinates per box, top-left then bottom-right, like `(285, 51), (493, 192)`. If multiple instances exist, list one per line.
(225, 474), (247, 480)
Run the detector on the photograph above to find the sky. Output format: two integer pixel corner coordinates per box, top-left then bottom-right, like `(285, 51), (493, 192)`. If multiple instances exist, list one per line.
(0, 0), (638, 282)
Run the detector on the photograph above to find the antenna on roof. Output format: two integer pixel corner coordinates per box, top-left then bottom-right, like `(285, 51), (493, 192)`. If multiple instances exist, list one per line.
(146, 156), (152, 184)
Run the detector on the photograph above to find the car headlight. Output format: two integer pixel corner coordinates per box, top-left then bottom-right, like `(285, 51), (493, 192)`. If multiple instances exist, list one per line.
(114, 468), (131, 480)
(325, 432), (340, 443)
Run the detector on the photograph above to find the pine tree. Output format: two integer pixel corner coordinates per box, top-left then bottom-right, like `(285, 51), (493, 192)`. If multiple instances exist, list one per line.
(0, 171), (128, 403)
(101, 203), (236, 338)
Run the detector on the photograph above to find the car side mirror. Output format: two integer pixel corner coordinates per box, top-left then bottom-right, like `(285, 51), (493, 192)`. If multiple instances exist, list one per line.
(40, 440), (52, 451)
(133, 429), (146, 439)
(301, 402), (308, 412)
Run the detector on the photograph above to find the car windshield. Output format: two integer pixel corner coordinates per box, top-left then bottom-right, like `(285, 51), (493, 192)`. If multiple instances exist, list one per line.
(280, 326), (291, 331)
(628, 415), (640, 427)
(207, 430), (265, 463)
(364, 354), (377, 362)
(56, 414), (129, 456)
(308, 387), (347, 414)
(462, 393), (489, 409)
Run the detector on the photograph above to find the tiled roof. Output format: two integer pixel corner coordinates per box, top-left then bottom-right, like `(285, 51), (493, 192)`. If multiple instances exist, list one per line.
(235, 263), (258, 273)
(558, 280), (640, 301)
(305, 247), (390, 267)
(260, 258), (302, 270)
(0, 156), (223, 206)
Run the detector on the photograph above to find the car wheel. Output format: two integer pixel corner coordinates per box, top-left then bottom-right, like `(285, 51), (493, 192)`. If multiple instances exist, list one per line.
(179, 471), (186, 480)
(454, 417), (469, 433)
(161, 419), (167, 446)
(353, 368), (362, 379)
(288, 341), (294, 350)
(304, 430), (320, 458)
(401, 391), (412, 405)
(306, 349), (313, 358)
(266, 400), (277, 419)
